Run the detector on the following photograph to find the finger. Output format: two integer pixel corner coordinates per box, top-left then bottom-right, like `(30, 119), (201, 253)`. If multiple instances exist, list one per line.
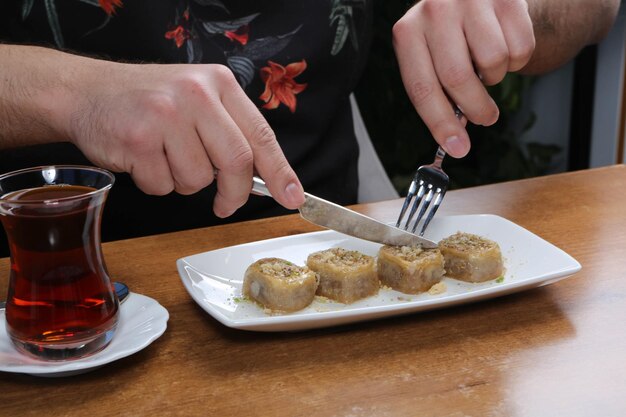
(495, 0), (535, 71)
(194, 101), (254, 218)
(464, 5), (509, 86)
(393, 15), (470, 157)
(219, 68), (304, 209)
(129, 141), (175, 196)
(162, 125), (214, 195)
(424, 8), (499, 127)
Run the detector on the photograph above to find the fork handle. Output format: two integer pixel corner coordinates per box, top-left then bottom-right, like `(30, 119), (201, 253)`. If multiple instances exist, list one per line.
(432, 104), (460, 168)
(434, 146), (446, 169)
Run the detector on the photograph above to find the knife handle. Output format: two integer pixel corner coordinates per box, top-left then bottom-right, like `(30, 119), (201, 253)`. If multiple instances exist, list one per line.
(252, 176), (272, 197)
(214, 170), (272, 197)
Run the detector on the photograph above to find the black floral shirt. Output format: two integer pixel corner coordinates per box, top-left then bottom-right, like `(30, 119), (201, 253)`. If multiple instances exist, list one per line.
(0, 0), (372, 247)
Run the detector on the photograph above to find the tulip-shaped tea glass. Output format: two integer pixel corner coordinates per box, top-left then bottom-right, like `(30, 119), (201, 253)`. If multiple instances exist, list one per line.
(0, 165), (119, 360)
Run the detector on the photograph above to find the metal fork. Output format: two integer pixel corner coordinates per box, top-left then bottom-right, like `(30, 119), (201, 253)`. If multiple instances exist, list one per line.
(396, 107), (462, 236)
(395, 146), (449, 236)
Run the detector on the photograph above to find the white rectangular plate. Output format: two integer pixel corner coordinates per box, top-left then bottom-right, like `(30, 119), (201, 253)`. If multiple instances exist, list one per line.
(177, 214), (580, 332)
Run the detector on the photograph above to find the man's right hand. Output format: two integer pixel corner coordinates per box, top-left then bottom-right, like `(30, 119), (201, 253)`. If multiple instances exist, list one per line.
(0, 46), (305, 218)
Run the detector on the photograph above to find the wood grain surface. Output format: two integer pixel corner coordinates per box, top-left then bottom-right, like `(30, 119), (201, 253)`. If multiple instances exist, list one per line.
(1, 165), (625, 416)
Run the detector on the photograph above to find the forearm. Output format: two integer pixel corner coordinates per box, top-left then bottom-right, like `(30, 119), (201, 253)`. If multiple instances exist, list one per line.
(0, 45), (101, 149)
(523, 0), (620, 74)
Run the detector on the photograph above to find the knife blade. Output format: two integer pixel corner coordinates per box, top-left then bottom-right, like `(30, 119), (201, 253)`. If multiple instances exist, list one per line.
(252, 177), (438, 248)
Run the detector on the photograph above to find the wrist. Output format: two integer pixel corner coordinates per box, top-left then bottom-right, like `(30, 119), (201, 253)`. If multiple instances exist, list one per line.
(37, 50), (110, 146)
(0, 46), (110, 147)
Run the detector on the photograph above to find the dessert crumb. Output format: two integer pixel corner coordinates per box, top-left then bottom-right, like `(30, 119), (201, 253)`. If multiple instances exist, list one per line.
(428, 282), (447, 295)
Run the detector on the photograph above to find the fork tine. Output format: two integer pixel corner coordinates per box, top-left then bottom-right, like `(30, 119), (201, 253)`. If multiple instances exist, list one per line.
(402, 182), (426, 230)
(418, 188), (446, 236)
(410, 186), (434, 233)
(395, 176), (419, 227)
(397, 142), (450, 236)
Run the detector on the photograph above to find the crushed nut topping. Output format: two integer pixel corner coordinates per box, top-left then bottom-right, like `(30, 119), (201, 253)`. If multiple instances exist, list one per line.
(439, 232), (496, 252)
(258, 258), (308, 280)
(310, 248), (372, 267)
(382, 245), (437, 262)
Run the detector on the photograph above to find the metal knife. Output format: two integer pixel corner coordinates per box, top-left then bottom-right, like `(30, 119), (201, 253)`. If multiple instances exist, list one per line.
(252, 177), (438, 248)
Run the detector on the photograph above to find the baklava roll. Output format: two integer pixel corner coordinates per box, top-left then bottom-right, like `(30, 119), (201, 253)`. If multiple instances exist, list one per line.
(438, 232), (504, 282)
(307, 248), (379, 304)
(377, 245), (445, 294)
(243, 258), (319, 312)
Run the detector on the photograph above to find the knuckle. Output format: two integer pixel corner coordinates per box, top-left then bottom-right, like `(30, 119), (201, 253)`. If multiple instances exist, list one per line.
(480, 50), (509, 74)
(441, 64), (474, 90)
(499, 0), (525, 13)
(176, 73), (220, 107)
(124, 124), (159, 156)
(227, 145), (254, 172)
(215, 189), (248, 212)
(420, 0), (451, 21)
(250, 121), (277, 148)
(176, 171), (213, 195)
(273, 162), (297, 184)
(138, 178), (173, 196)
(474, 102), (499, 125)
(176, 70), (205, 91)
(142, 91), (179, 120)
(211, 64), (234, 79)
(430, 117), (454, 137)
(481, 73), (503, 87)
(392, 18), (411, 42)
(487, 106), (500, 125)
(155, 184), (175, 196)
(509, 40), (535, 69)
(210, 64), (238, 87)
(393, 0), (453, 41)
(477, 52), (508, 86)
(407, 79), (435, 109)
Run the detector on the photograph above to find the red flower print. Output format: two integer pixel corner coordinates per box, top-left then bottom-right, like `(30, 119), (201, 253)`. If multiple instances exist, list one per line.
(224, 25), (250, 46)
(259, 60), (308, 113)
(165, 26), (190, 48)
(98, 0), (123, 16)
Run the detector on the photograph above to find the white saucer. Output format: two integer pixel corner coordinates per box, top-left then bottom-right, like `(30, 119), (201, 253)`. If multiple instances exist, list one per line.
(0, 293), (169, 377)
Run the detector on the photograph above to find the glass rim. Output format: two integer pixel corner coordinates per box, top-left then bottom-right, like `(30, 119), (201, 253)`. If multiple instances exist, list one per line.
(0, 165), (115, 205)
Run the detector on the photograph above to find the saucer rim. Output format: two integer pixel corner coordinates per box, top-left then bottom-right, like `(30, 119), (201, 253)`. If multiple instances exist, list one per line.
(0, 292), (169, 376)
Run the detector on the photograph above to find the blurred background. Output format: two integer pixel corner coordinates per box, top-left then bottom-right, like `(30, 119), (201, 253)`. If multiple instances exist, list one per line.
(354, 1), (626, 194)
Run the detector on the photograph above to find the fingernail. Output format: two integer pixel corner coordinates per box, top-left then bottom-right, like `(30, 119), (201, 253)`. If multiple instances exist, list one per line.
(444, 136), (469, 157)
(285, 181), (305, 207)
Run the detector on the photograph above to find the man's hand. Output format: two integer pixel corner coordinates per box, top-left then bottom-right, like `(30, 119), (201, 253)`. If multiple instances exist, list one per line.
(69, 62), (305, 217)
(393, 0), (535, 157)
(0, 46), (305, 218)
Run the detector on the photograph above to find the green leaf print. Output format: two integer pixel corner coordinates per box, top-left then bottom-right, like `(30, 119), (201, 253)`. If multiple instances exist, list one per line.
(329, 0), (365, 56)
(21, 0), (35, 20)
(44, 0), (64, 48)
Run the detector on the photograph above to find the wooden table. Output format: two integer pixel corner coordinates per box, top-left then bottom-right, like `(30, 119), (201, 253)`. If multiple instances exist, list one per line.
(1, 165), (625, 416)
